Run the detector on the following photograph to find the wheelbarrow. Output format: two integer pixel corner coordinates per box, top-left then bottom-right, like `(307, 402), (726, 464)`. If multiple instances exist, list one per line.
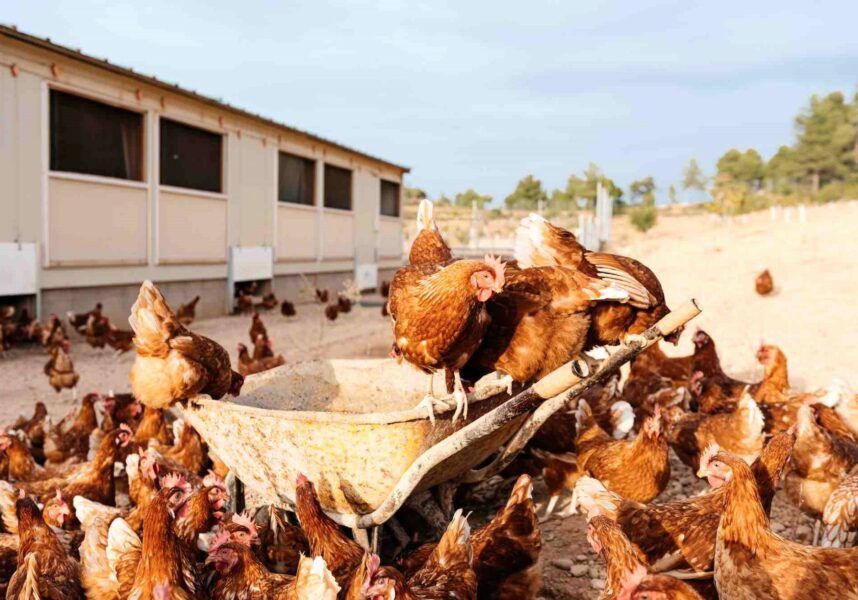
(182, 300), (700, 540)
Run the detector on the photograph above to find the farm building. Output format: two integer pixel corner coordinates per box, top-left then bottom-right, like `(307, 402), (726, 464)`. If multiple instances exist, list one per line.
(0, 24), (408, 321)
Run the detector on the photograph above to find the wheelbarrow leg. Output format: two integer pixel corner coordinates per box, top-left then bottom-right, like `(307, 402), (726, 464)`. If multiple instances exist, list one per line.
(352, 527), (371, 551)
(371, 526), (380, 554)
(387, 517), (410, 555)
(405, 490), (448, 538)
(225, 471), (246, 514)
(434, 481), (458, 520)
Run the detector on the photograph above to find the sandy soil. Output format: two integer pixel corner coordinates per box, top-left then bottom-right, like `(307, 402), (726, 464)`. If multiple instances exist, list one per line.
(0, 201), (854, 598)
(0, 301), (394, 423)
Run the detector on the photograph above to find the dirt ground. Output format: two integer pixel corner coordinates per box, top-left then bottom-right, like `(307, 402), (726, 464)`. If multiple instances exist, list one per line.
(1, 201), (855, 598)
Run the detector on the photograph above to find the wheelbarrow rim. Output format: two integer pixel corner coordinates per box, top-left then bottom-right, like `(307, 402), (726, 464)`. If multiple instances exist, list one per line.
(186, 368), (512, 425)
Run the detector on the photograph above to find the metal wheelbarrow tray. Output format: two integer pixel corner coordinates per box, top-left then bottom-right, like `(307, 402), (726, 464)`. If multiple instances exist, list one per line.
(183, 300), (701, 529)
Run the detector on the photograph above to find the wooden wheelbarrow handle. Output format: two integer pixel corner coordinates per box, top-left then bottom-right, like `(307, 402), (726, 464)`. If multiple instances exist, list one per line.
(340, 299), (701, 529)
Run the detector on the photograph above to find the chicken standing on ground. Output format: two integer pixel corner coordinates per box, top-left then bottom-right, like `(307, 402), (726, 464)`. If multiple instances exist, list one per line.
(9, 401), (49, 464)
(40, 313), (67, 348)
(43, 391), (99, 464)
(235, 292), (254, 315)
(698, 448), (858, 599)
(293, 473), (364, 592)
(324, 304), (339, 321)
(755, 269), (774, 295)
(44, 339), (79, 399)
(617, 564), (704, 600)
(364, 509), (478, 600)
(249, 312), (268, 347)
(280, 300), (296, 317)
(260, 292), (278, 311)
(667, 392), (766, 470)
(784, 403), (858, 537)
(175, 295), (200, 326)
(237, 342), (286, 377)
(129, 280), (244, 408)
(575, 430), (796, 573)
(396, 474), (542, 599)
(84, 307), (111, 349)
(586, 513), (647, 600)
(578, 403), (671, 503)
(206, 537), (340, 599)
(106, 324), (135, 355)
(252, 333), (273, 360)
(109, 484), (201, 599)
(6, 497), (81, 599)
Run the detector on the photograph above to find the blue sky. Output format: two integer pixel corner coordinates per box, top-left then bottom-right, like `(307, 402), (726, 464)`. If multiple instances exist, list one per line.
(6, 1), (858, 204)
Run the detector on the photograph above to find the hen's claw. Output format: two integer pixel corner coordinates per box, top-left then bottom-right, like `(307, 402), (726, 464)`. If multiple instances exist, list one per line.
(622, 333), (648, 348)
(497, 373), (515, 396)
(450, 370), (469, 423)
(451, 386), (468, 423)
(415, 394), (443, 426)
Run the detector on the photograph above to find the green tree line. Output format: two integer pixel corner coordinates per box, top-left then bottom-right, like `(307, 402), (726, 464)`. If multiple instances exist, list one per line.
(711, 88), (858, 214)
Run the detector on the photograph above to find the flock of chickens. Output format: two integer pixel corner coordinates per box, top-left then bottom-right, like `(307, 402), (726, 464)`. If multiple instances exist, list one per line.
(0, 281), (545, 598)
(0, 196), (855, 598)
(382, 200), (858, 598)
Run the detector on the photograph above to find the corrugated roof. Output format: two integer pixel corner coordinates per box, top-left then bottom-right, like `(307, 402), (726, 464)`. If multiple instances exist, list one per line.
(0, 23), (410, 173)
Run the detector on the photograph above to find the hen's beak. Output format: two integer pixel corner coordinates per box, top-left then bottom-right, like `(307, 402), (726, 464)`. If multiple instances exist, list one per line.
(492, 285), (503, 294)
(696, 467), (707, 479)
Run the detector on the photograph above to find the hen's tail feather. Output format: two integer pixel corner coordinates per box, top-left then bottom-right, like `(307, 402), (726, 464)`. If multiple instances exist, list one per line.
(294, 555), (341, 599)
(0, 480), (19, 534)
(514, 213), (554, 269)
(128, 281), (174, 357)
(573, 476), (623, 519)
(21, 553), (41, 600)
(106, 517), (141, 581)
(416, 199), (435, 233)
(506, 474), (533, 508)
(434, 508), (473, 567)
(80, 519), (117, 595)
(610, 401), (635, 439)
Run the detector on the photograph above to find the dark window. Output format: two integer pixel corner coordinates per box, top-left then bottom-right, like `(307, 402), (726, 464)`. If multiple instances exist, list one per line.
(324, 164), (352, 210)
(278, 152), (315, 205)
(380, 180), (400, 217)
(160, 118), (222, 193)
(50, 90), (143, 181)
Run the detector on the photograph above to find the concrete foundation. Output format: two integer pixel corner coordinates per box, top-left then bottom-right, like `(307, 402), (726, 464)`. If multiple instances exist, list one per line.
(41, 278), (228, 325)
(39, 266), (402, 325)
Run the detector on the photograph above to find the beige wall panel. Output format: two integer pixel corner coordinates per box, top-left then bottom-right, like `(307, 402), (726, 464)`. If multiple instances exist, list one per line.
(276, 205), (317, 261)
(352, 170), (378, 265)
(321, 211), (354, 260)
(0, 68), (43, 244)
(159, 190), (226, 263)
(226, 132), (275, 249)
(47, 177), (147, 266)
(378, 219), (403, 259)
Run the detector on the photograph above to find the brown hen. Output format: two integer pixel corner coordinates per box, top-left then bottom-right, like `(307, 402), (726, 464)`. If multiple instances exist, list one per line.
(699, 449), (858, 599)
(129, 280), (243, 408)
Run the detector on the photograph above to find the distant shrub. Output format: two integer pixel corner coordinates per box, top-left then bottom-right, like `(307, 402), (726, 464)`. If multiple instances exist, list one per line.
(629, 205), (658, 233)
(816, 181), (858, 204)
